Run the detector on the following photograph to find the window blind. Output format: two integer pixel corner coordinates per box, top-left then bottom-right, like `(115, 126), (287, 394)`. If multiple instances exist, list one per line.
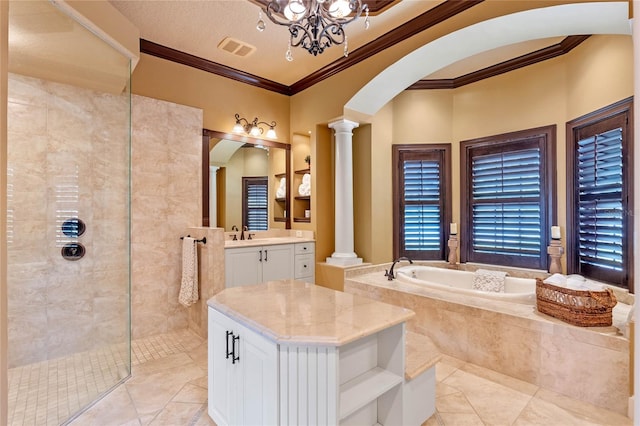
(401, 157), (443, 257)
(577, 128), (623, 273)
(470, 146), (543, 265)
(244, 178), (268, 231)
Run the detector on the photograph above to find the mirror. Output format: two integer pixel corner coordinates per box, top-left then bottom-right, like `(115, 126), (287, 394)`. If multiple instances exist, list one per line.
(203, 129), (291, 231)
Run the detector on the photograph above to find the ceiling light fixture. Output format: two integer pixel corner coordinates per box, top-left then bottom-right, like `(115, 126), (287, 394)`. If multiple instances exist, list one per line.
(232, 113), (277, 139)
(256, 0), (369, 61)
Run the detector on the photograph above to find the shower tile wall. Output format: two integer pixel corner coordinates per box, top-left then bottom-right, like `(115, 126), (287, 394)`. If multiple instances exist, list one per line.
(130, 95), (203, 339)
(7, 74), (129, 367)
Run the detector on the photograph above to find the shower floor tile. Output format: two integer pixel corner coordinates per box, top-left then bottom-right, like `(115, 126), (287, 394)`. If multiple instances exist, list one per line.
(7, 329), (203, 426)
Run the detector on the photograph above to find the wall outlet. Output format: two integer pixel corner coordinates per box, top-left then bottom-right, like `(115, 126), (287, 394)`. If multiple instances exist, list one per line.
(295, 230), (303, 237)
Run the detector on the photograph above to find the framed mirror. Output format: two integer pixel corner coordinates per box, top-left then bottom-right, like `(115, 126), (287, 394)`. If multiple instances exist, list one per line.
(203, 129), (291, 230)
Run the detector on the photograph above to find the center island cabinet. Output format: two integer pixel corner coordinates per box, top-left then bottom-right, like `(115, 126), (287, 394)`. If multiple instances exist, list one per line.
(207, 280), (422, 426)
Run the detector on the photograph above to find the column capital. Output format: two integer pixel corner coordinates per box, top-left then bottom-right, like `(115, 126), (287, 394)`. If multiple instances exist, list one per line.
(328, 118), (359, 132)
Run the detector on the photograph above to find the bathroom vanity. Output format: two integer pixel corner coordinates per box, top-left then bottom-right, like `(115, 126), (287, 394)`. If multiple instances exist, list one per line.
(207, 280), (434, 425)
(224, 238), (315, 286)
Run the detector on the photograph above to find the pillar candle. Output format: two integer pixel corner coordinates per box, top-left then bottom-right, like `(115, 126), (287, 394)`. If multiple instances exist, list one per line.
(551, 226), (561, 240)
(450, 223), (457, 235)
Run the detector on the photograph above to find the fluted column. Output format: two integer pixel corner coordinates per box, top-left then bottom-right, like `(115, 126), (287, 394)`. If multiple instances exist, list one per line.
(327, 119), (362, 266)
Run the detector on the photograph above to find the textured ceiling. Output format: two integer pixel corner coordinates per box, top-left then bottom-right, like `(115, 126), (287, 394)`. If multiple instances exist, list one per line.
(108, 0), (447, 86)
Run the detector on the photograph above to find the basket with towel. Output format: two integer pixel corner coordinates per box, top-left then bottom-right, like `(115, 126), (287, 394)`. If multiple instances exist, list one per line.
(535, 274), (617, 327)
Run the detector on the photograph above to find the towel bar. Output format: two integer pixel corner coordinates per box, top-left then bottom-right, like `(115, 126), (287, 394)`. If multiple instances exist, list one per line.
(180, 235), (207, 244)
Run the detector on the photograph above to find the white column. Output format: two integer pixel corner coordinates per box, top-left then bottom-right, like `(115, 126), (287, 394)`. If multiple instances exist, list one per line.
(326, 119), (362, 266)
(209, 166), (219, 228)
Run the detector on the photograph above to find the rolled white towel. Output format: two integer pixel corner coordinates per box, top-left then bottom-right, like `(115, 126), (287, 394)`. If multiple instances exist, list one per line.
(543, 273), (566, 286)
(298, 183), (311, 196)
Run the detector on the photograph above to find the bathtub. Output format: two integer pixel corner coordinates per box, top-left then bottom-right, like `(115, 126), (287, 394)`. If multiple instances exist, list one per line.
(394, 265), (537, 304)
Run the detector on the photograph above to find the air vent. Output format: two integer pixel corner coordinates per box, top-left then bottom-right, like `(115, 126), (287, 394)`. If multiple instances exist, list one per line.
(217, 37), (256, 58)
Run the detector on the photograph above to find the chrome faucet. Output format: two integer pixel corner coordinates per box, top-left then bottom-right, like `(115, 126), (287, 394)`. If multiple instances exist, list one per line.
(384, 257), (413, 281)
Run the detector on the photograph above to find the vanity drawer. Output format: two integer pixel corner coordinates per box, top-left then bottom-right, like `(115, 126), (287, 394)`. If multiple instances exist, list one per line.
(295, 242), (315, 255)
(295, 254), (315, 279)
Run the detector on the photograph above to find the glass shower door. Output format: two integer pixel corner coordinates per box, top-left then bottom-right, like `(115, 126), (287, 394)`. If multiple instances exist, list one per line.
(6, 1), (131, 424)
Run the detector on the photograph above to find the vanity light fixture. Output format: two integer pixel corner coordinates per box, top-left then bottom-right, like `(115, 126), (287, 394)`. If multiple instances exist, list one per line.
(232, 113), (277, 139)
(256, 0), (369, 61)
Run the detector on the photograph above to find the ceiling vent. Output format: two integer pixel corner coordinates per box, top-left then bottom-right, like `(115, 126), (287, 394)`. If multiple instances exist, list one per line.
(217, 37), (256, 58)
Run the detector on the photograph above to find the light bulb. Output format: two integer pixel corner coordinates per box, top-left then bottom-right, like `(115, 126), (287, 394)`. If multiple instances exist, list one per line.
(250, 126), (261, 137)
(266, 128), (277, 139)
(328, 0), (351, 18)
(284, 0), (306, 21)
(233, 122), (244, 133)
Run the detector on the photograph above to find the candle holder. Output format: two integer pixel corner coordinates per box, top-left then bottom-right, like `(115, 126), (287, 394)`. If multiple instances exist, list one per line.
(547, 239), (564, 274)
(448, 235), (458, 265)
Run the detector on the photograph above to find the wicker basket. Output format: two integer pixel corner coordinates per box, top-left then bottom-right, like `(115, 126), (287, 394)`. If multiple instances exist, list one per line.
(535, 278), (617, 327)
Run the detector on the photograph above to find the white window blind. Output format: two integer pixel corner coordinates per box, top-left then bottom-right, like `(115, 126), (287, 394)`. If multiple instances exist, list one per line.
(577, 128), (623, 274)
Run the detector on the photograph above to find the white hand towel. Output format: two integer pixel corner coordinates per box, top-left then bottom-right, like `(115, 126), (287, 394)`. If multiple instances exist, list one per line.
(179, 237), (199, 307)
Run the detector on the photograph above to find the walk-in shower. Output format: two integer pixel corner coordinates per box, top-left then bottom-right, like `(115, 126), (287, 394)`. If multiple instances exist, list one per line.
(7, 1), (131, 423)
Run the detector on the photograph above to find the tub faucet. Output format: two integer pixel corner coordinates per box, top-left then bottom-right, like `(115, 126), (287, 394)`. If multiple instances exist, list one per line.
(385, 257), (414, 281)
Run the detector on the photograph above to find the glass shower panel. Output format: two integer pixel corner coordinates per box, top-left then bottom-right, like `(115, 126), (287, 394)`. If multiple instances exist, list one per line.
(7, 1), (131, 424)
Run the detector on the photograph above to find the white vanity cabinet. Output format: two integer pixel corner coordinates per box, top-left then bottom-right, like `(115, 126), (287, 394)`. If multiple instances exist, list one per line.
(294, 242), (315, 282)
(208, 308), (278, 426)
(225, 243), (294, 287)
(225, 241), (315, 287)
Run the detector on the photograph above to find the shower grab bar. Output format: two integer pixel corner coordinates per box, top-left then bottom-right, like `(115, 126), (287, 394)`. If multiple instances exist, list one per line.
(180, 235), (207, 244)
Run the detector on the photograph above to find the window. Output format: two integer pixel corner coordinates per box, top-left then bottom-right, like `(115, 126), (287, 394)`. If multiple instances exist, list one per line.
(566, 98), (633, 291)
(460, 126), (556, 269)
(392, 144), (451, 260)
(242, 177), (268, 230)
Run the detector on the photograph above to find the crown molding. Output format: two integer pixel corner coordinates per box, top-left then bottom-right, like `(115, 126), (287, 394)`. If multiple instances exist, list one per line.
(140, 39), (292, 95)
(407, 35), (590, 90)
(140, 1), (482, 96)
(140, 5), (589, 96)
(290, 0), (483, 93)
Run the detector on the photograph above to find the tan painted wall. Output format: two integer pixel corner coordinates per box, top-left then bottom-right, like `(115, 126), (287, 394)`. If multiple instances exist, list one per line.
(132, 54), (290, 141)
(356, 35), (633, 266)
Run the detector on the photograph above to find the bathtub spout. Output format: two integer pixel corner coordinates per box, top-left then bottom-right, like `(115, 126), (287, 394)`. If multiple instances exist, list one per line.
(385, 257), (413, 280)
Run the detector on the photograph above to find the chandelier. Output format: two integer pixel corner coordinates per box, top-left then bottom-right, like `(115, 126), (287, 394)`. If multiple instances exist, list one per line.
(257, 0), (370, 61)
(232, 113), (277, 139)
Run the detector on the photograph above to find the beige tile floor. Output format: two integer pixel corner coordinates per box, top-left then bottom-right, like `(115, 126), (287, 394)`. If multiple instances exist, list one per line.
(17, 328), (631, 426)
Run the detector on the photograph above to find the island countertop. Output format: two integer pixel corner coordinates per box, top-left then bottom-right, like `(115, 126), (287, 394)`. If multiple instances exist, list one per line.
(207, 280), (415, 346)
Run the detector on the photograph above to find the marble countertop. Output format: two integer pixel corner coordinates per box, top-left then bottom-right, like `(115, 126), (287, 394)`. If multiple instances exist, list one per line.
(224, 237), (314, 249)
(207, 280), (415, 346)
